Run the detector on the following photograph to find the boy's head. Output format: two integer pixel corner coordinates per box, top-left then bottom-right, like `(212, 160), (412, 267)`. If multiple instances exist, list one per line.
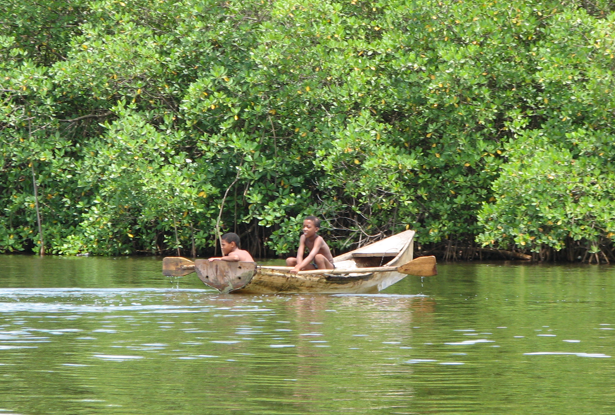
(302, 216), (321, 238)
(304, 216), (320, 228)
(221, 232), (240, 255)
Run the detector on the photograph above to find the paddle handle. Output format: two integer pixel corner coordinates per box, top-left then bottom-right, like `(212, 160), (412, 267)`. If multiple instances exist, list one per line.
(294, 266), (398, 275)
(260, 256), (437, 277)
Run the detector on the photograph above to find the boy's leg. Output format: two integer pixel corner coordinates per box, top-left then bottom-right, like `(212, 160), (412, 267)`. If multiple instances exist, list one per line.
(286, 257), (317, 270)
(314, 254), (334, 270)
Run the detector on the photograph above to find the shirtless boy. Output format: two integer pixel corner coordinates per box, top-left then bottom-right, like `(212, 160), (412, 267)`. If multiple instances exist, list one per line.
(209, 232), (254, 262)
(286, 216), (334, 274)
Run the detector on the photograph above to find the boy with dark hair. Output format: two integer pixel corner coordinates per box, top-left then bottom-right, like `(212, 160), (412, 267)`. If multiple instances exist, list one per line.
(209, 232), (254, 262)
(286, 216), (334, 273)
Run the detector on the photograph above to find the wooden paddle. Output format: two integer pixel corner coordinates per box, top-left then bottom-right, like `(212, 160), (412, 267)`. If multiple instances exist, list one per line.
(162, 257), (196, 276)
(163, 255), (437, 277)
(396, 255), (437, 277)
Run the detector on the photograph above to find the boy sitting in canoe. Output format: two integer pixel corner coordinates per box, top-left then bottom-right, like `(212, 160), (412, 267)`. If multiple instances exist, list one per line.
(286, 216), (335, 274)
(209, 232), (254, 262)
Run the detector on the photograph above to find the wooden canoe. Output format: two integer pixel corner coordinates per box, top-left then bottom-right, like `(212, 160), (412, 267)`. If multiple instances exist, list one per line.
(162, 230), (436, 294)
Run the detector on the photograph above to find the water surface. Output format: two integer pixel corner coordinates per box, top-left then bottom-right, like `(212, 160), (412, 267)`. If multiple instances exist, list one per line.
(1, 256), (614, 414)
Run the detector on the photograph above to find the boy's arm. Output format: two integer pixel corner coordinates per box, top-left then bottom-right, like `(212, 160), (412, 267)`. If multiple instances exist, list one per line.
(210, 251), (254, 262)
(209, 254), (239, 262)
(295, 234), (306, 263)
(209, 250), (241, 262)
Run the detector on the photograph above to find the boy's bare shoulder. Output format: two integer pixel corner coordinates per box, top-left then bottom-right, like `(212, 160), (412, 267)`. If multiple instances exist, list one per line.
(238, 249), (255, 262)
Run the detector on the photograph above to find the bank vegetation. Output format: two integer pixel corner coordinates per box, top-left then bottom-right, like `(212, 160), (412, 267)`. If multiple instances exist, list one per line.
(1, 0), (614, 262)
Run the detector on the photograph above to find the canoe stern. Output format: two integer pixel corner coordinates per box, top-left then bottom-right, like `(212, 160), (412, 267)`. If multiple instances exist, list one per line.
(194, 260), (257, 293)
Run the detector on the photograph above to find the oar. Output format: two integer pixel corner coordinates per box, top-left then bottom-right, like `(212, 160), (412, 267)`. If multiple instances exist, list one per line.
(162, 257), (196, 276)
(396, 255), (437, 277)
(163, 255), (437, 277)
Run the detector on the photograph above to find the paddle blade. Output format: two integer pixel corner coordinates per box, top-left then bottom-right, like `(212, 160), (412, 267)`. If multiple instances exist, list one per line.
(397, 256), (437, 277)
(162, 257), (196, 276)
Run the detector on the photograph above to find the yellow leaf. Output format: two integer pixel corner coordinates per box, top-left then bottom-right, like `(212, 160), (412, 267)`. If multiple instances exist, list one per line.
(305, 86), (310, 92)
(354, 159), (360, 164)
(128, 233), (134, 238)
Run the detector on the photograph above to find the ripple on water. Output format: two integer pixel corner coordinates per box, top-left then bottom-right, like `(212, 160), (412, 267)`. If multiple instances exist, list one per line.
(444, 339), (495, 346)
(0, 345), (38, 350)
(524, 352), (610, 358)
(404, 359), (438, 364)
(93, 354), (145, 361)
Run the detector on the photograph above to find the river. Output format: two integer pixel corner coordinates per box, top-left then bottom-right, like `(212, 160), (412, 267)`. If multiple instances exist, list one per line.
(0, 255), (614, 414)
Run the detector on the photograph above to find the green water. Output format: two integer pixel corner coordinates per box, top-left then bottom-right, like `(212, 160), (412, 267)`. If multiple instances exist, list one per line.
(1, 256), (614, 414)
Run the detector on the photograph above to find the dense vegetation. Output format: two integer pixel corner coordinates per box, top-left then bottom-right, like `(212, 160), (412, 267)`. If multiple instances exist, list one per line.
(1, 0), (614, 261)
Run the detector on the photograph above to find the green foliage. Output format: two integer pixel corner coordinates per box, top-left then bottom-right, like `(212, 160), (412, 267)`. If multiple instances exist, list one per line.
(478, 130), (615, 252)
(1, 0), (614, 260)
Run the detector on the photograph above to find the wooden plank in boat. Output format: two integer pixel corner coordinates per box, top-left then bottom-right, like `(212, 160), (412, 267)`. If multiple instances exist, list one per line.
(351, 252), (397, 258)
